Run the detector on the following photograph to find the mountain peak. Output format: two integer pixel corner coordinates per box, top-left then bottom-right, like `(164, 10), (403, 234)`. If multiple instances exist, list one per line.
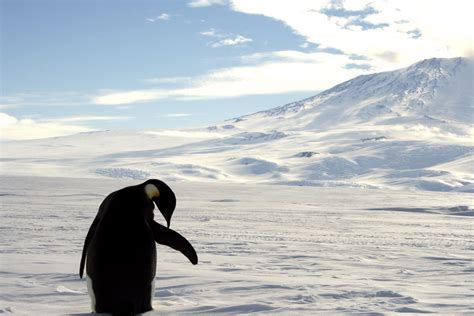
(408, 56), (468, 71)
(235, 57), (473, 131)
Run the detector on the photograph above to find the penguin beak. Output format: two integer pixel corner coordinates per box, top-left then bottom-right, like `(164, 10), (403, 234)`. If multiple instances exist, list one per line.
(145, 180), (176, 228)
(153, 197), (174, 228)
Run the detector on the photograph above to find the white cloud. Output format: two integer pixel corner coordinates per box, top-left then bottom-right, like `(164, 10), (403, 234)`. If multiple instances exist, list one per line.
(0, 114), (130, 140)
(188, 0), (227, 8)
(142, 76), (192, 85)
(200, 28), (222, 37)
(0, 91), (92, 108)
(0, 113), (93, 140)
(115, 105), (132, 110)
(229, 0), (473, 69)
(146, 13), (171, 22)
(94, 51), (362, 105)
(163, 113), (194, 118)
(211, 35), (253, 47)
(300, 42), (309, 49)
(55, 116), (131, 123)
(94, 90), (172, 105)
(158, 13), (171, 20)
(0, 104), (17, 110)
(0, 113), (18, 126)
(199, 28), (253, 48)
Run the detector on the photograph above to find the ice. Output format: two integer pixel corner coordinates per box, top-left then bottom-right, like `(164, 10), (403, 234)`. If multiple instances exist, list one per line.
(1, 176), (473, 315)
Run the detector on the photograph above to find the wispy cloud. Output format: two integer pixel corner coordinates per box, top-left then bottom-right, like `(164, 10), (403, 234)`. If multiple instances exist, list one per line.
(0, 104), (18, 110)
(94, 51), (364, 105)
(349, 54), (369, 61)
(375, 51), (399, 63)
(0, 113), (94, 140)
(320, 4), (379, 18)
(142, 76), (192, 85)
(0, 114), (133, 140)
(95, 90), (170, 105)
(162, 113), (194, 118)
(406, 28), (422, 39)
(188, 0), (226, 8)
(0, 91), (92, 108)
(211, 35), (253, 48)
(200, 28), (252, 48)
(55, 116), (131, 123)
(319, 3), (389, 30)
(146, 13), (171, 22)
(345, 63), (372, 70)
(200, 28), (222, 38)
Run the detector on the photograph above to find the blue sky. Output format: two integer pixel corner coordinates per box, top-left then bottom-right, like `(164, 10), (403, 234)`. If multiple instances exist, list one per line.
(1, 0), (471, 140)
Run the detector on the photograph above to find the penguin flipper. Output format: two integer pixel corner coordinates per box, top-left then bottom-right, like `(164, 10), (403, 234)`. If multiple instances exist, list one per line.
(79, 216), (99, 278)
(149, 220), (198, 265)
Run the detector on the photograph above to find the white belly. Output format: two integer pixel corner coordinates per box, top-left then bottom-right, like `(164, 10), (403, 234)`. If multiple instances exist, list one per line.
(86, 271), (96, 312)
(150, 278), (156, 308)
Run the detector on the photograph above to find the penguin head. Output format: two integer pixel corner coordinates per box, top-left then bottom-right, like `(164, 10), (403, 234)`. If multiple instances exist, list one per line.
(143, 179), (176, 228)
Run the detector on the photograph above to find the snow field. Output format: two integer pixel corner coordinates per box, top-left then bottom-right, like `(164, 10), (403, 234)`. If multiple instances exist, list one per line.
(1, 176), (473, 314)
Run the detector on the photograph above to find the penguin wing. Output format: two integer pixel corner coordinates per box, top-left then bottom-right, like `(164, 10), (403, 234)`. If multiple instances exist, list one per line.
(79, 216), (100, 278)
(149, 220), (198, 265)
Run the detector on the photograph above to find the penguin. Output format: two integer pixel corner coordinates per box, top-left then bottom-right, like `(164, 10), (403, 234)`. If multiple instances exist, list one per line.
(79, 179), (198, 315)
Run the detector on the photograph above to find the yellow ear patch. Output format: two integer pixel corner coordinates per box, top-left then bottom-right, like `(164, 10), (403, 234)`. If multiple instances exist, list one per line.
(145, 184), (160, 200)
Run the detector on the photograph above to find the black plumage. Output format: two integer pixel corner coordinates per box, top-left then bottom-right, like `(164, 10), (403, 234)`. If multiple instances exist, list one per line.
(79, 179), (197, 315)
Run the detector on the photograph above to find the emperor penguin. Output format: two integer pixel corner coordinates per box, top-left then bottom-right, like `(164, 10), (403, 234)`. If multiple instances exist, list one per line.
(79, 179), (198, 315)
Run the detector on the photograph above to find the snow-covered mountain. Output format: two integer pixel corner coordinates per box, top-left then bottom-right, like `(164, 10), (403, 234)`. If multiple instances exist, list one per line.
(233, 57), (472, 130)
(2, 57), (473, 191)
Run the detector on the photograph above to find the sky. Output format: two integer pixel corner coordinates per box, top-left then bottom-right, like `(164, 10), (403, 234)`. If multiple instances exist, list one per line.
(1, 0), (472, 140)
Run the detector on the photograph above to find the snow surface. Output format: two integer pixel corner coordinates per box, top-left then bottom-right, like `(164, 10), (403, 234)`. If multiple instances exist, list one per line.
(1, 176), (473, 315)
(1, 58), (473, 192)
